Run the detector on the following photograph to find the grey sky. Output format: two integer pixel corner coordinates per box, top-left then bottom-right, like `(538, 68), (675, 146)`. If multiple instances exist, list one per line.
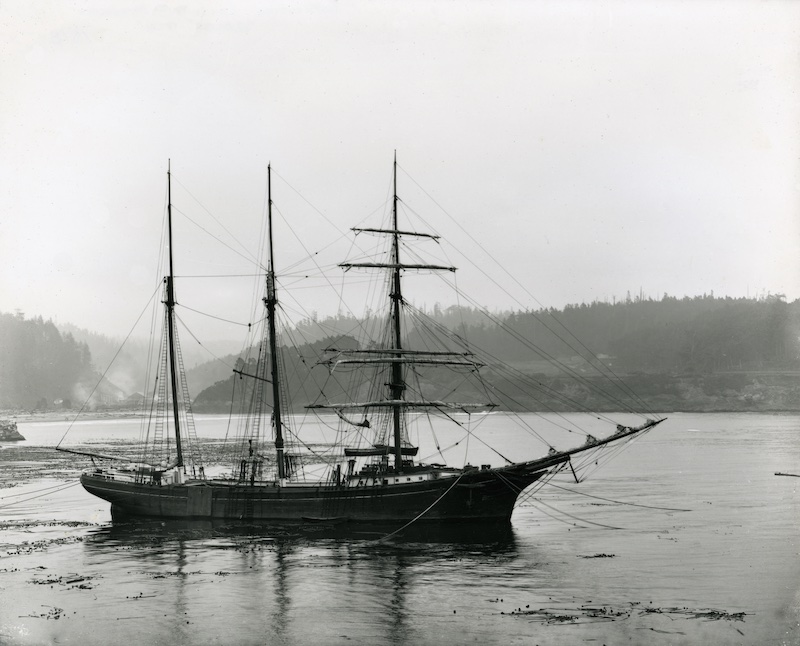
(1, 1), (798, 342)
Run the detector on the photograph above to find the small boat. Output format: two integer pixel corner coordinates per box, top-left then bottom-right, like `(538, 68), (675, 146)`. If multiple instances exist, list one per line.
(60, 159), (664, 525)
(0, 420), (24, 441)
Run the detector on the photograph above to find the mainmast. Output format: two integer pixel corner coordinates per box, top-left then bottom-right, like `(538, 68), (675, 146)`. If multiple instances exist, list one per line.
(165, 160), (183, 468)
(265, 164), (287, 482)
(389, 152), (405, 471)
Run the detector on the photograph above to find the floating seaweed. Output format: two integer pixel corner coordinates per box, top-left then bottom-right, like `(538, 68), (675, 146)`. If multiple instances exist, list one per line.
(502, 600), (747, 625)
(20, 606), (65, 621)
(28, 573), (95, 590)
(638, 605), (746, 622)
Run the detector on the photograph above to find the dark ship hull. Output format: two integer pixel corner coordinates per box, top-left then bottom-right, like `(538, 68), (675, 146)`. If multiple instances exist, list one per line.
(80, 463), (551, 523)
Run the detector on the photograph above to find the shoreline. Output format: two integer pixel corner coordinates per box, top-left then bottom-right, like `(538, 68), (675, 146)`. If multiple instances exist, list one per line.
(3, 407), (800, 426)
(1, 409), (147, 423)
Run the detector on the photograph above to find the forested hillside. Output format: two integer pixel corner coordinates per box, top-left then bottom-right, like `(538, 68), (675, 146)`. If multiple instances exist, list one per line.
(0, 312), (94, 409)
(193, 295), (800, 413)
(459, 294), (798, 373)
(283, 294), (798, 373)
(58, 322), (242, 398)
(2, 295), (797, 412)
(192, 336), (360, 412)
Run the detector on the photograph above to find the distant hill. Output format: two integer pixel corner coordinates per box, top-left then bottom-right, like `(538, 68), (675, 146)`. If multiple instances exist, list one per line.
(4, 294), (797, 412)
(456, 293), (799, 373)
(271, 293), (800, 375)
(192, 294), (800, 413)
(192, 335), (359, 413)
(56, 323), (152, 398)
(0, 312), (93, 410)
(184, 352), (241, 398)
(58, 321), (243, 398)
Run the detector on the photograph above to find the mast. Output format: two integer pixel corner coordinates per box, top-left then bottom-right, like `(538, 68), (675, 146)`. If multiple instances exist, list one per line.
(331, 155), (457, 469)
(165, 160), (183, 468)
(390, 151), (405, 471)
(265, 164), (286, 481)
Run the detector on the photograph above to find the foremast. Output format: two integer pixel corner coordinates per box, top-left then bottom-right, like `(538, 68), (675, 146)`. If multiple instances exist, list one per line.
(58, 161), (196, 472)
(165, 160), (183, 469)
(265, 164), (287, 483)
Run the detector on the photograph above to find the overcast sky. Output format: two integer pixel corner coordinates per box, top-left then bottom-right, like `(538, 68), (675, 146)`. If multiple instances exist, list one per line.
(1, 1), (798, 343)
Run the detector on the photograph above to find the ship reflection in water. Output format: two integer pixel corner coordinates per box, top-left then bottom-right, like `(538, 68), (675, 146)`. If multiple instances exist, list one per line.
(81, 519), (519, 646)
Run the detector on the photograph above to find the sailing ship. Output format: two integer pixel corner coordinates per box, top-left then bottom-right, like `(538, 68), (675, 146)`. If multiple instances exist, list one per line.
(62, 159), (664, 524)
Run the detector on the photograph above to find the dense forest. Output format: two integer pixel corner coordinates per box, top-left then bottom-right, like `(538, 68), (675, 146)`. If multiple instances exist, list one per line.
(0, 312), (94, 410)
(193, 294), (800, 413)
(281, 293), (798, 374)
(459, 293), (797, 373)
(1, 294), (797, 412)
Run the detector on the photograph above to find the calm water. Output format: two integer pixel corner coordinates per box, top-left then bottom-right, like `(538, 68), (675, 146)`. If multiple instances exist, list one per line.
(0, 413), (798, 645)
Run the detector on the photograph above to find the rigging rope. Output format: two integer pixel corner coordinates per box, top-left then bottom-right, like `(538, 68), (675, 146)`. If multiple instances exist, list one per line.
(402, 302), (611, 434)
(532, 498), (625, 530)
(542, 481), (692, 512)
(175, 273), (265, 278)
(178, 303), (252, 327)
(269, 167), (383, 275)
(0, 481), (82, 510)
(423, 406), (514, 465)
(567, 427), (655, 482)
(269, 201), (390, 351)
(418, 295), (643, 419)
(525, 499), (587, 528)
(171, 174), (260, 265)
(398, 164), (657, 417)
(55, 281), (163, 450)
(0, 480), (83, 500)
(175, 313), (243, 370)
(488, 467), (623, 529)
(171, 205), (265, 271)
(372, 474), (465, 542)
